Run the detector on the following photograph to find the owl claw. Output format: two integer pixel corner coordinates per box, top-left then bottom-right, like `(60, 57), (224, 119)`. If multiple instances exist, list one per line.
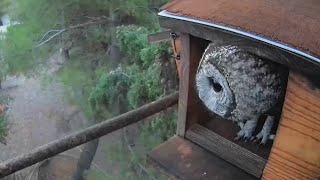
(255, 116), (274, 146)
(250, 136), (255, 141)
(234, 136), (241, 141)
(234, 120), (257, 142)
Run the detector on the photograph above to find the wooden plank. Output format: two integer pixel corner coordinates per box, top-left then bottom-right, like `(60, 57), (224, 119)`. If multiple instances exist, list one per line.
(204, 116), (272, 160)
(176, 33), (190, 136)
(148, 30), (172, 44)
(263, 73), (320, 180)
(176, 35), (209, 136)
(186, 124), (267, 178)
(148, 136), (257, 180)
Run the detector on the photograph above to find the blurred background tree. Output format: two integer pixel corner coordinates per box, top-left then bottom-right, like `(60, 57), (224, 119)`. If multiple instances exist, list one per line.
(0, 0), (178, 179)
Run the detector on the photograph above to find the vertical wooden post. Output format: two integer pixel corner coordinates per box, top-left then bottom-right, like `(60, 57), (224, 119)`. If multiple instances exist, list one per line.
(176, 34), (209, 137)
(176, 33), (190, 136)
(263, 72), (320, 180)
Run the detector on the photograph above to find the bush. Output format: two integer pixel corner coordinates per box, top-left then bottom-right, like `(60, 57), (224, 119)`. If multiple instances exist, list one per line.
(89, 66), (131, 116)
(116, 25), (170, 67)
(0, 95), (11, 144)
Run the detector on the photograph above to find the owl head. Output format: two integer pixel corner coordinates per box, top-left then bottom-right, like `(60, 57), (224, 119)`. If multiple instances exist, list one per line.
(196, 45), (236, 119)
(196, 43), (287, 122)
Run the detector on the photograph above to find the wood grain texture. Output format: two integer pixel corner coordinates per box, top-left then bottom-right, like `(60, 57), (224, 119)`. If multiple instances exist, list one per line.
(186, 124), (266, 178)
(170, 34), (182, 78)
(176, 33), (190, 136)
(263, 73), (320, 180)
(176, 35), (209, 136)
(148, 136), (257, 180)
(204, 116), (272, 160)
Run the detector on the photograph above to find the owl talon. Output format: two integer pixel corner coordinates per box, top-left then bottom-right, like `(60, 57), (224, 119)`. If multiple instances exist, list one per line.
(259, 142), (266, 147)
(234, 119), (257, 142)
(250, 136), (255, 142)
(237, 122), (244, 129)
(255, 116), (274, 145)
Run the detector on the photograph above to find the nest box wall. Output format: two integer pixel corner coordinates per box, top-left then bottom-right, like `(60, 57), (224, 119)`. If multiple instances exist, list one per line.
(172, 32), (320, 180)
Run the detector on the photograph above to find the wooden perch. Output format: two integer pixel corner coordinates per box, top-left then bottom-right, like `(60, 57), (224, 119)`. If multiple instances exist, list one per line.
(0, 92), (179, 178)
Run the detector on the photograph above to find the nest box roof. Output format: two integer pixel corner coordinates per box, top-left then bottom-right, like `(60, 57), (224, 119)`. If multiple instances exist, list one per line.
(160, 0), (320, 63)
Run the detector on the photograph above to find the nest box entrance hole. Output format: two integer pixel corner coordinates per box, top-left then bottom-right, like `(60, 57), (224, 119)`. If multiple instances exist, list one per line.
(177, 34), (290, 166)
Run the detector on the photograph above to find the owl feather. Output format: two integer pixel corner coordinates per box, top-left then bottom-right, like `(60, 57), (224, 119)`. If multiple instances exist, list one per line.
(196, 43), (288, 144)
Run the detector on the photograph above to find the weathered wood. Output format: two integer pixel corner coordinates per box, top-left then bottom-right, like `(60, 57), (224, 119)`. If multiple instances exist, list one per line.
(148, 136), (257, 180)
(159, 16), (320, 85)
(204, 115), (272, 160)
(263, 73), (320, 180)
(161, 0), (320, 60)
(186, 124), (267, 178)
(176, 34), (209, 137)
(148, 30), (172, 44)
(0, 92), (179, 178)
(176, 33), (190, 136)
(170, 33), (182, 78)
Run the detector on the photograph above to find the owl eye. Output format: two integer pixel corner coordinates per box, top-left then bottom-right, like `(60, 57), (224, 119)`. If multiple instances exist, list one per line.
(209, 78), (223, 93)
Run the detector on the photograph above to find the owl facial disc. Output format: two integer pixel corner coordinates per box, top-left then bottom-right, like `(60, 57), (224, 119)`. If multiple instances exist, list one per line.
(196, 63), (234, 118)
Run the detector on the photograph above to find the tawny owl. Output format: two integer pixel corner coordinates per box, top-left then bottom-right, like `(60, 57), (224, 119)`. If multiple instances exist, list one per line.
(196, 42), (288, 145)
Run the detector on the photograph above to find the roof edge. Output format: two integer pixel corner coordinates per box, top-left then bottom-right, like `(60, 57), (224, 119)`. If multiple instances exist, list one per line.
(160, 0), (183, 10)
(158, 10), (320, 64)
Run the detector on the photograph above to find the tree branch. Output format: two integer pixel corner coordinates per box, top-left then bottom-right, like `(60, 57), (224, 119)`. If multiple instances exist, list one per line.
(34, 18), (110, 48)
(34, 29), (65, 48)
(36, 30), (61, 45)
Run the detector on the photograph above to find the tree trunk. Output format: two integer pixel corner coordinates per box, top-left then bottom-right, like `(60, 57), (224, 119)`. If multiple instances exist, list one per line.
(107, 6), (121, 67)
(73, 139), (99, 180)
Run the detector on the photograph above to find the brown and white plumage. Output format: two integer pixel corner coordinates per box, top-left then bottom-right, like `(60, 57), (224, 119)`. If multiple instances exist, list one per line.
(196, 43), (288, 144)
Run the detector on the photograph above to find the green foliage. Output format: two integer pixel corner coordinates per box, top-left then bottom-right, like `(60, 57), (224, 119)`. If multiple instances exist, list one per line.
(0, 51), (9, 81)
(1, 25), (37, 75)
(58, 54), (96, 118)
(116, 25), (171, 108)
(90, 25), (171, 112)
(86, 169), (111, 180)
(89, 66), (130, 116)
(0, 0), (10, 16)
(0, 94), (11, 144)
(140, 110), (177, 147)
(0, 0), (165, 79)
(0, 114), (7, 144)
(126, 63), (162, 108)
(83, 25), (111, 45)
(89, 25), (171, 114)
(89, 24), (175, 179)
(101, 110), (176, 180)
(1, 0), (176, 178)
(116, 25), (169, 67)
(116, 26), (150, 63)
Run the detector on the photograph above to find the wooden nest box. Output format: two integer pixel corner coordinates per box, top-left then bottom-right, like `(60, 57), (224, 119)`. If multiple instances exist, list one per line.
(148, 0), (320, 179)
